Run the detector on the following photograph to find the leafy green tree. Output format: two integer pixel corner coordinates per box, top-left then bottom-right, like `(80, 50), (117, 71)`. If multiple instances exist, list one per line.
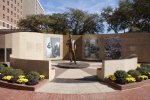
(48, 14), (68, 34)
(18, 8), (104, 34)
(18, 14), (49, 32)
(66, 8), (104, 34)
(101, 7), (120, 33)
(101, 0), (150, 33)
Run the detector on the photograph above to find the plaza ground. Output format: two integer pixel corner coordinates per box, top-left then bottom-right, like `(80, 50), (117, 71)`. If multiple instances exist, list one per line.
(0, 61), (150, 100)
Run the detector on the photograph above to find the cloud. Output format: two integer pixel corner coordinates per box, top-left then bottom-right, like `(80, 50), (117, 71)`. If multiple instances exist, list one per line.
(40, 0), (119, 14)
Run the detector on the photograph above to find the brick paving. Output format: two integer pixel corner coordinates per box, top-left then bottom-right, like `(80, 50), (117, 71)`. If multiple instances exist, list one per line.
(0, 84), (150, 100)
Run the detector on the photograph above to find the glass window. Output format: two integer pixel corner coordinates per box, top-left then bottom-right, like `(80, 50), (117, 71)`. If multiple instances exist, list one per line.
(6, 48), (12, 62)
(3, 6), (5, 10)
(11, 11), (13, 15)
(3, 0), (5, 2)
(7, 16), (9, 21)
(3, 14), (5, 18)
(7, 1), (9, 5)
(7, 8), (9, 13)
(0, 48), (5, 62)
(3, 22), (5, 27)
(11, 4), (13, 8)
(7, 24), (9, 28)
(11, 18), (13, 22)
(14, 13), (16, 17)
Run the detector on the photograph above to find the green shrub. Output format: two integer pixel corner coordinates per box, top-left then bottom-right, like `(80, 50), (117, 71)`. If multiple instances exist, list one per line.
(0, 67), (13, 75)
(136, 67), (149, 75)
(114, 70), (128, 84)
(114, 70), (128, 79)
(26, 71), (40, 81)
(115, 78), (127, 84)
(141, 64), (150, 72)
(128, 70), (141, 77)
(0, 64), (5, 67)
(10, 69), (24, 77)
(134, 76), (142, 82)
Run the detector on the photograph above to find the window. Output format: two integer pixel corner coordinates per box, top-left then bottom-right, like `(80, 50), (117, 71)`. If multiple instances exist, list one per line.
(11, 18), (13, 22)
(7, 1), (9, 5)
(14, 20), (16, 24)
(21, 0), (22, 3)
(18, 3), (19, 6)
(3, 14), (5, 19)
(3, 0), (5, 2)
(11, 26), (13, 29)
(14, 13), (16, 17)
(15, 0), (16, 4)
(7, 24), (9, 28)
(3, 22), (5, 27)
(11, 11), (13, 15)
(17, 9), (19, 13)
(17, 15), (19, 19)
(3, 6), (5, 10)
(7, 16), (9, 21)
(11, 4), (13, 8)
(14, 7), (16, 11)
(7, 8), (9, 13)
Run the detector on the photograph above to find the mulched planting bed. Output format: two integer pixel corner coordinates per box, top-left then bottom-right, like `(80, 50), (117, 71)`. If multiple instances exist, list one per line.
(105, 79), (150, 90)
(0, 79), (48, 91)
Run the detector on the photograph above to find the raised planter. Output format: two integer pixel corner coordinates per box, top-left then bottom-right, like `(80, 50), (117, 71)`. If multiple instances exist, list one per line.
(0, 79), (48, 91)
(105, 79), (150, 90)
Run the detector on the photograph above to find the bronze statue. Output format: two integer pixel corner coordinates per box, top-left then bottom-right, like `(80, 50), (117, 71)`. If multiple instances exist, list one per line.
(66, 34), (77, 64)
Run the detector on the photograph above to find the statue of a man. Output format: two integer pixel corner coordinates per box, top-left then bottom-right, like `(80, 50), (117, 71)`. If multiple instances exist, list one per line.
(66, 34), (77, 64)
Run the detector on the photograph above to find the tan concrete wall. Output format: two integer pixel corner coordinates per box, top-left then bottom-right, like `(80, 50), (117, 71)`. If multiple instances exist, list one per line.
(12, 32), (45, 60)
(97, 57), (138, 80)
(10, 57), (55, 80)
(1, 32), (150, 63)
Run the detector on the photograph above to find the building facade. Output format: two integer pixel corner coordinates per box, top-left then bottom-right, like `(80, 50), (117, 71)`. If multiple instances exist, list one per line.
(0, 0), (44, 29)
(22, 0), (45, 17)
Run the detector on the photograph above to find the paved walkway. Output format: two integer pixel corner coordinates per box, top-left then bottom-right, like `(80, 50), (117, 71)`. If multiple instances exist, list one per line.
(36, 61), (115, 94)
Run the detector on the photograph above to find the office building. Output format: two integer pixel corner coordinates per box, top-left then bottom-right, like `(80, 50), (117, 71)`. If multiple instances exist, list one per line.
(0, 0), (44, 29)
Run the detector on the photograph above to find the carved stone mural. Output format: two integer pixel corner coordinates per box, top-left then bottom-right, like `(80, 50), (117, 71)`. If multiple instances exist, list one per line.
(104, 37), (122, 59)
(46, 37), (60, 58)
(83, 38), (100, 60)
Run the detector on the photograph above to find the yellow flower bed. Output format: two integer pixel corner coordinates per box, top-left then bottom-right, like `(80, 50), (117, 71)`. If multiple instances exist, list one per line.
(18, 75), (26, 79)
(2, 76), (13, 81)
(137, 64), (141, 68)
(39, 75), (45, 80)
(138, 75), (148, 80)
(108, 75), (116, 81)
(17, 78), (28, 84)
(126, 77), (136, 83)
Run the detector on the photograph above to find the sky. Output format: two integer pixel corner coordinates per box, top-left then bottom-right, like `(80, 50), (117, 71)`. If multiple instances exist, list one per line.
(40, 0), (119, 14)
(39, 0), (120, 33)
